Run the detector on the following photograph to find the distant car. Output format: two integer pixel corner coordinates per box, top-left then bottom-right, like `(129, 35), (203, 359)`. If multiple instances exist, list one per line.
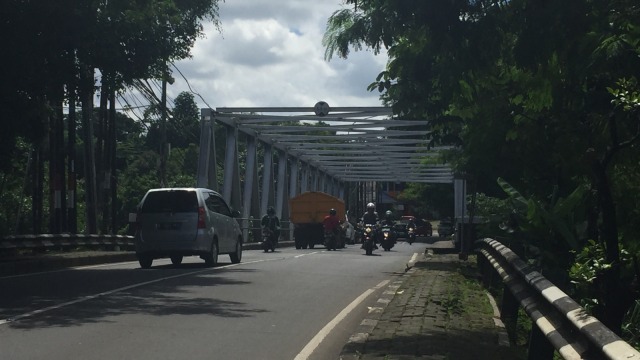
(414, 218), (433, 237)
(393, 220), (409, 239)
(400, 216), (433, 237)
(133, 188), (244, 269)
(343, 221), (356, 244)
(437, 219), (454, 237)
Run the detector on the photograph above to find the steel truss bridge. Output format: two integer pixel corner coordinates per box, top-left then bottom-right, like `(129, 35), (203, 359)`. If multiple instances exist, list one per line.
(195, 105), (468, 240)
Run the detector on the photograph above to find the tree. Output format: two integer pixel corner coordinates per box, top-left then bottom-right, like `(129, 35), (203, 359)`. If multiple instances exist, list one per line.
(146, 91), (200, 150)
(1, 0), (222, 234)
(324, 0), (640, 333)
(398, 183), (454, 219)
(170, 92), (201, 148)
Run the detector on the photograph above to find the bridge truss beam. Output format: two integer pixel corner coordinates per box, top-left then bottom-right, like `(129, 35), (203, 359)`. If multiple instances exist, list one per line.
(196, 105), (464, 238)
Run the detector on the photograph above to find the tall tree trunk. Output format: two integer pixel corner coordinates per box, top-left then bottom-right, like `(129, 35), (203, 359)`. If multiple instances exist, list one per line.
(593, 160), (626, 334)
(98, 82), (108, 233)
(48, 104), (55, 233)
(160, 77), (168, 187)
(80, 65), (98, 234)
(48, 88), (66, 234)
(14, 151), (32, 234)
(57, 95), (67, 232)
(68, 85), (78, 233)
(591, 112), (640, 334)
(109, 90), (118, 233)
(32, 146), (44, 234)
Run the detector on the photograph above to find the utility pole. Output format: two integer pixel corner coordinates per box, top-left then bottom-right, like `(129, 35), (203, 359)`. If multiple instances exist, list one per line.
(159, 72), (168, 187)
(109, 90), (117, 233)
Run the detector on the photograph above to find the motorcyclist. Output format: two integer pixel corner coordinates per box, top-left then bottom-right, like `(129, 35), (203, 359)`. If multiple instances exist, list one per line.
(261, 206), (281, 247)
(407, 217), (416, 230)
(381, 210), (395, 227)
(360, 202), (379, 225)
(360, 202), (379, 249)
(380, 210), (396, 243)
(322, 208), (341, 249)
(406, 216), (417, 243)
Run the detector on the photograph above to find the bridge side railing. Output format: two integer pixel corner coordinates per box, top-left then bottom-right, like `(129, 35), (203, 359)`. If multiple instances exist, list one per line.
(0, 218), (295, 253)
(1, 234), (135, 252)
(476, 238), (640, 360)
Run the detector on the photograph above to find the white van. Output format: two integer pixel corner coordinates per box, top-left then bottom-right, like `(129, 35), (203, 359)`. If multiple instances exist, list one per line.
(133, 188), (243, 268)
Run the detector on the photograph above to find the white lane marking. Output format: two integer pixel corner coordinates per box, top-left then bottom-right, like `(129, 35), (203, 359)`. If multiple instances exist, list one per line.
(294, 251), (322, 258)
(407, 253), (420, 270)
(294, 279), (390, 360)
(0, 259), (269, 326)
(0, 261), (142, 280)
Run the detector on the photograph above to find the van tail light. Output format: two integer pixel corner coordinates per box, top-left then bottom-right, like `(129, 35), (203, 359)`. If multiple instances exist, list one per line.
(197, 207), (206, 229)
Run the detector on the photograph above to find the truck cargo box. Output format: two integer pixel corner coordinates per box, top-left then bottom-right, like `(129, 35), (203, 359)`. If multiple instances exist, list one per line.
(289, 191), (345, 224)
(289, 192), (346, 249)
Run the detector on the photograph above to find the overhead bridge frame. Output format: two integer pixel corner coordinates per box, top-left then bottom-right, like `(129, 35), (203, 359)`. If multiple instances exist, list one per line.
(195, 106), (466, 242)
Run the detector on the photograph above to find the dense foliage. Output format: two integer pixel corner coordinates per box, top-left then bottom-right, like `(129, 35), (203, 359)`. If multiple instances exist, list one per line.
(0, 0), (222, 235)
(324, 0), (640, 334)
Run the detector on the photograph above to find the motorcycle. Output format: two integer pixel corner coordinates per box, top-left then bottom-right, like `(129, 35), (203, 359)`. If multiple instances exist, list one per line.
(324, 230), (337, 251)
(379, 224), (396, 251)
(407, 226), (416, 245)
(261, 228), (275, 252)
(362, 223), (377, 255)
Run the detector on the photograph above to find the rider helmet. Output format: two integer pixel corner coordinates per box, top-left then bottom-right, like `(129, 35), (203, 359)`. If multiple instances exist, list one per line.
(267, 206), (276, 215)
(385, 210), (393, 217)
(366, 202), (375, 211)
(329, 208), (337, 216)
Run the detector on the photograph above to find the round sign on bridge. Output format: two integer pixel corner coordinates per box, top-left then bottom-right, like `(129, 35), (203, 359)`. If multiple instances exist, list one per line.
(314, 101), (330, 117)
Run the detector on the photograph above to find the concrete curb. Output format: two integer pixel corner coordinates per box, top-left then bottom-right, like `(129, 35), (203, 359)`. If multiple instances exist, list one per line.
(340, 260), (417, 359)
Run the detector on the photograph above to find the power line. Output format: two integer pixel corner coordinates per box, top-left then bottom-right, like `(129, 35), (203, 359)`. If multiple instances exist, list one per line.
(171, 62), (214, 110)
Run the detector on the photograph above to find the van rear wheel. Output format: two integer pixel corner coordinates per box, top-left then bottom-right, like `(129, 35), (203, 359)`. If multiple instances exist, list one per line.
(170, 255), (183, 265)
(229, 239), (242, 264)
(204, 241), (218, 267)
(138, 255), (153, 269)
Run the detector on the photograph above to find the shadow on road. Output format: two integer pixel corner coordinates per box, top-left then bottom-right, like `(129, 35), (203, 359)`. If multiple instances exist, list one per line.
(2, 266), (269, 330)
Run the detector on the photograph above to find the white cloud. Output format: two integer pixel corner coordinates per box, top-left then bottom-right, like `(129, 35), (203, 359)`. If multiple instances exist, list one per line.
(168, 0), (388, 110)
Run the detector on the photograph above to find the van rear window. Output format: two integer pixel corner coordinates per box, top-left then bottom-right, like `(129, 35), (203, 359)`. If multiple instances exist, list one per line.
(141, 191), (198, 213)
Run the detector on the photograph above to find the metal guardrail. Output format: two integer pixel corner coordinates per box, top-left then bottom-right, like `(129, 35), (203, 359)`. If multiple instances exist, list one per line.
(476, 238), (640, 359)
(0, 219), (294, 252)
(1, 234), (135, 251)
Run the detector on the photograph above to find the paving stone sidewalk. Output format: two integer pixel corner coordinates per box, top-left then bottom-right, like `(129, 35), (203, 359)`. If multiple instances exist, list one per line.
(340, 251), (525, 360)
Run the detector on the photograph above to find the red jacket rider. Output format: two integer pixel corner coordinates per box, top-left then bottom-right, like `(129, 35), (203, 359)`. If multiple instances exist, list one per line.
(323, 209), (340, 234)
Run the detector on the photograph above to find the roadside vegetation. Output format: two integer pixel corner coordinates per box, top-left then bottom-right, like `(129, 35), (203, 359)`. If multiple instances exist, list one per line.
(0, 0), (224, 236)
(433, 254), (527, 359)
(324, 0), (640, 346)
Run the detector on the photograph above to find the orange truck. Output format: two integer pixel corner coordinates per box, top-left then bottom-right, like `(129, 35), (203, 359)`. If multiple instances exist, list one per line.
(289, 191), (346, 249)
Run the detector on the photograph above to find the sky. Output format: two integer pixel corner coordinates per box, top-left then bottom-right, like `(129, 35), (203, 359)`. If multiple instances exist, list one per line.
(166, 0), (388, 111)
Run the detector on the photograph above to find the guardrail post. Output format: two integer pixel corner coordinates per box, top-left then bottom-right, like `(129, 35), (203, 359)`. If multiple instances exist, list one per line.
(528, 324), (554, 360)
(477, 252), (492, 287)
(500, 287), (519, 340)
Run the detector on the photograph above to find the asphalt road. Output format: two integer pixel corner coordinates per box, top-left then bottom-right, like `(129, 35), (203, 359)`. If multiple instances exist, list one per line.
(0, 241), (428, 360)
